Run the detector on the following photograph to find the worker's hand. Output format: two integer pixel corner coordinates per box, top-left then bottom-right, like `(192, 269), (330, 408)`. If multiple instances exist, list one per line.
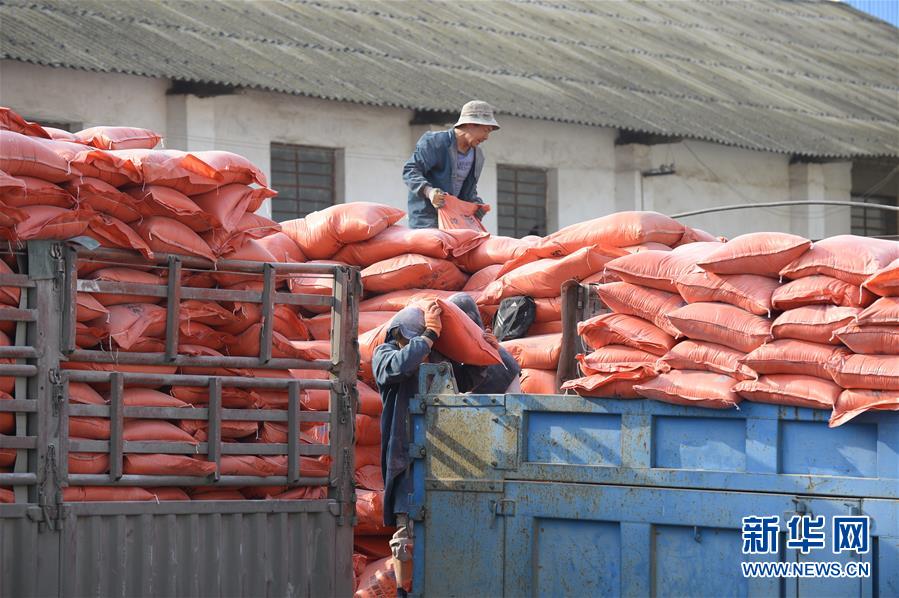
(423, 301), (443, 337)
(427, 187), (447, 209)
(483, 331), (500, 350)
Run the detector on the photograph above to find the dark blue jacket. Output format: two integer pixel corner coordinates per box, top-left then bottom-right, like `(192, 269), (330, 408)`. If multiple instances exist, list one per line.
(402, 129), (485, 228)
(373, 336), (432, 525)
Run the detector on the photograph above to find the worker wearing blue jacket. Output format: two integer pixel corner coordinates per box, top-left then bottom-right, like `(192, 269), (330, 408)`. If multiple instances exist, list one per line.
(372, 301), (443, 593)
(402, 100), (500, 228)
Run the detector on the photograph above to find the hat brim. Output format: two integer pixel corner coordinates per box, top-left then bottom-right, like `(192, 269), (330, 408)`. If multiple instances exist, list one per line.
(454, 117), (500, 130)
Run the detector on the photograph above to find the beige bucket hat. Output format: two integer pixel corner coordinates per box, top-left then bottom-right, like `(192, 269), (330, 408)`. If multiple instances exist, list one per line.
(454, 100), (500, 130)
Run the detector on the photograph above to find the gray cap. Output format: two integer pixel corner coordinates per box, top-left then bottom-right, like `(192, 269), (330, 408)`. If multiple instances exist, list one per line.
(454, 100), (500, 130)
(387, 306), (426, 341)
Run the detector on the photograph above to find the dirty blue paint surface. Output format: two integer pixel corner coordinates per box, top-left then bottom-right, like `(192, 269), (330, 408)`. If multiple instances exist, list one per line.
(410, 391), (899, 597)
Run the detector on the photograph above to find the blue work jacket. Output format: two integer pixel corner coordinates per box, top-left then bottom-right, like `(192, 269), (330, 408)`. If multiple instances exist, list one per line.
(402, 129), (485, 228)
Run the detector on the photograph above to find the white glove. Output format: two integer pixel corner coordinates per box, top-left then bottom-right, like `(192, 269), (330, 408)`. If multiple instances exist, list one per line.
(427, 187), (446, 208)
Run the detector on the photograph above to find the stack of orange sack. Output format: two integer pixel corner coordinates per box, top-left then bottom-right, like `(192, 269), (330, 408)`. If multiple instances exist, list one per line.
(0, 107), (338, 503)
(564, 231), (899, 428)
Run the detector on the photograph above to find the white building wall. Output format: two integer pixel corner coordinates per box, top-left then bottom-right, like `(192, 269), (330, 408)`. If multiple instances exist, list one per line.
(0, 61), (854, 239)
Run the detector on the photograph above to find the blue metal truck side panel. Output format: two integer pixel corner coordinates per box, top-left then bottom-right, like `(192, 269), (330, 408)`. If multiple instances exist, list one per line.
(410, 384), (899, 597)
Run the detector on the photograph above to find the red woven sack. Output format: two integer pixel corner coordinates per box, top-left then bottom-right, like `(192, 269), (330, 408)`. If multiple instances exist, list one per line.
(656, 340), (757, 381)
(463, 264), (502, 292)
(501, 333), (562, 369)
(676, 271), (781, 316)
(191, 150), (268, 187)
(577, 313), (674, 356)
(734, 374), (840, 410)
(332, 225), (456, 266)
(528, 321), (563, 335)
(519, 369), (557, 394)
(857, 297), (899, 326)
(741, 339), (848, 379)
(74, 126), (161, 150)
(98, 303), (167, 350)
(781, 235), (899, 286)
(306, 310), (394, 340)
(85, 267), (164, 306)
(86, 214), (154, 259)
(356, 489), (392, 535)
(0, 108), (49, 138)
(561, 375), (643, 399)
(451, 234), (533, 273)
(16, 206), (94, 240)
(68, 452), (108, 474)
(635, 370), (741, 409)
(437, 194), (488, 232)
(697, 232), (811, 277)
(358, 289), (462, 312)
(256, 231), (307, 263)
(605, 242), (720, 293)
(0, 131), (72, 182)
(135, 216), (216, 261)
(864, 257), (899, 297)
(283, 203), (405, 259)
(772, 275), (875, 310)
(64, 177), (141, 222)
(122, 388), (188, 408)
(191, 184), (276, 233)
(833, 323), (899, 355)
(362, 254), (468, 293)
(63, 487), (155, 502)
(825, 354), (899, 390)
(107, 149), (223, 194)
(9, 176), (75, 208)
(668, 302), (772, 353)
(124, 185), (213, 232)
(830, 389), (899, 427)
(123, 454), (216, 477)
(203, 213), (280, 256)
(771, 305), (860, 344)
(595, 282), (685, 338)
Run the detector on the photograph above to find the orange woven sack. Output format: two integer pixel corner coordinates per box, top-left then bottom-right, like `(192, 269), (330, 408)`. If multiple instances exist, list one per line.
(604, 242), (721, 293)
(0, 108), (49, 138)
(256, 231), (307, 263)
(191, 184), (276, 233)
(68, 452), (108, 474)
(123, 454), (216, 477)
(595, 282), (685, 338)
(218, 455), (282, 477)
(561, 375), (643, 399)
(771, 305), (860, 344)
(741, 339), (848, 379)
(147, 488), (191, 501)
(203, 213), (281, 256)
(463, 264), (502, 292)
(734, 374), (840, 409)
(501, 333), (562, 369)
(451, 234), (534, 273)
(833, 323), (899, 355)
(355, 557), (401, 598)
(830, 389), (899, 427)
(283, 203), (405, 259)
(40, 138), (143, 187)
(826, 354), (899, 390)
(857, 297), (899, 326)
(676, 271), (781, 316)
(333, 226), (456, 266)
(437, 194), (488, 232)
(10, 176), (76, 208)
(432, 298), (502, 365)
(217, 301), (311, 339)
(668, 302), (772, 352)
(697, 232), (811, 277)
(213, 239), (277, 287)
(107, 149), (223, 195)
(76, 293), (110, 323)
(781, 235), (899, 286)
(125, 185), (213, 232)
(676, 226), (721, 245)
(578, 346), (657, 374)
(99, 303), (167, 350)
(0, 261), (21, 308)
(0, 131), (72, 182)
(772, 275), (875, 310)
(44, 127), (78, 142)
(135, 216), (216, 261)
(358, 289), (462, 312)
(355, 489), (392, 534)
(122, 388), (188, 408)
(286, 259), (339, 312)
(528, 320), (563, 335)
(518, 211), (685, 261)
(192, 150), (268, 187)
(306, 311), (394, 340)
(75, 323), (107, 348)
(362, 254), (468, 293)
(480, 245), (625, 304)
(300, 379), (382, 417)
(86, 214), (154, 259)
(170, 386), (256, 409)
(123, 419), (199, 443)
(520, 369), (557, 394)
(0, 392), (14, 434)
(86, 267), (164, 306)
(635, 370), (741, 409)
(16, 206), (94, 240)
(225, 325), (323, 359)
(74, 126), (161, 150)
(578, 312), (676, 356)
(0, 169), (26, 204)
(63, 177), (142, 223)
(864, 257), (899, 297)
(534, 297), (563, 323)
(656, 340), (757, 381)
(63, 487), (155, 502)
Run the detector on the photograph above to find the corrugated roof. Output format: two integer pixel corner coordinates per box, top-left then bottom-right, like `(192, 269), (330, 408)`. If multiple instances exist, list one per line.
(1, 0), (897, 158)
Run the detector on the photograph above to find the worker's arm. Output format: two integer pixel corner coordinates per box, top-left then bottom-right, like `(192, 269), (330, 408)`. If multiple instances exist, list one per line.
(402, 133), (441, 199)
(372, 338), (434, 387)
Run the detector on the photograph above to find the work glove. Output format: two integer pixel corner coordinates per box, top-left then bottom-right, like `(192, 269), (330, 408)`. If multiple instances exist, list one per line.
(483, 331), (500, 350)
(427, 187), (447, 209)
(423, 301), (443, 337)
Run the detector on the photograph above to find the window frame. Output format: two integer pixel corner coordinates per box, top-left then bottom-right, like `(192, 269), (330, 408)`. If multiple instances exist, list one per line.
(270, 143), (337, 221)
(496, 164), (549, 238)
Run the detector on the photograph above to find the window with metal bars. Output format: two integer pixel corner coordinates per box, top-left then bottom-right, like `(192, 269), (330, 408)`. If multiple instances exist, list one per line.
(851, 195), (898, 238)
(270, 143), (336, 221)
(497, 165), (548, 238)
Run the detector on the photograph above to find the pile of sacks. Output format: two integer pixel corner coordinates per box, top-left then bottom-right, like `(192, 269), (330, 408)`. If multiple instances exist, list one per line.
(564, 232), (899, 427)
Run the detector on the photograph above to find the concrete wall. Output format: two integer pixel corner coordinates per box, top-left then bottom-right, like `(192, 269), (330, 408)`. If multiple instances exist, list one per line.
(0, 61), (854, 239)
